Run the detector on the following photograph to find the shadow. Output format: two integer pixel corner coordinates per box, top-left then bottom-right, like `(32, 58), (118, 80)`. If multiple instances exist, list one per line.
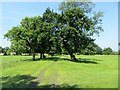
(77, 58), (99, 64)
(2, 75), (39, 88)
(43, 57), (101, 64)
(59, 57), (101, 64)
(22, 56), (102, 64)
(22, 58), (41, 61)
(2, 75), (79, 89)
(40, 84), (79, 88)
(22, 57), (61, 62)
(22, 58), (33, 61)
(42, 57), (65, 62)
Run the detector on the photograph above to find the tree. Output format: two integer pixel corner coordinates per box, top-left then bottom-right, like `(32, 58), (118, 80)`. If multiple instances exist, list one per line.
(4, 12), (57, 60)
(4, 16), (41, 60)
(36, 22), (51, 58)
(4, 1), (104, 61)
(41, 8), (64, 56)
(2, 47), (10, 55)
(103, 47), (113, 55)
(37, 8), (58, 58)
(111, 51), (118, 55)
(58, 1), (103, 61)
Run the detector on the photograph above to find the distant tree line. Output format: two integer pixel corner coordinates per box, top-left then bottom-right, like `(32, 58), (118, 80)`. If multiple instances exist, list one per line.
(0, 46), (118, 56)
(0, 46), (31, 55)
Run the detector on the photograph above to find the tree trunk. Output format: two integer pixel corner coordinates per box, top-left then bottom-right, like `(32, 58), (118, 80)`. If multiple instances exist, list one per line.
(40, 52), (42, 59)
(69, 53), (78, 62)
(16, 52), (19, 55)
(40, 52), (45, 59)
(43, 52), (45, 58)
(32, 49), (35, 61)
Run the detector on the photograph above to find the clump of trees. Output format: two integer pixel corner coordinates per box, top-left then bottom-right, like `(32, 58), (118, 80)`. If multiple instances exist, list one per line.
(102, 47), (113, 55)
(0, 46), (10, 55)
(4, 1), (105, 61)
(0, 46), (30, 55)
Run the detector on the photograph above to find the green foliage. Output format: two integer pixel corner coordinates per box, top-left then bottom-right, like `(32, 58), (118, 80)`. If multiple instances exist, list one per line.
(103, 47), (113, 55)
(81, 42), (103, 55)
(96, 45), (103, 54)
(4, 16), (43, 60)
(58, 1), (103, 60)
(2, 47), (11, 55)
(111, 51), (118, 55)
(4, 1), (104, 61)
(59, 1), (95, 13)
(10, 40), (28, 55)
(59, 26), (81, 53)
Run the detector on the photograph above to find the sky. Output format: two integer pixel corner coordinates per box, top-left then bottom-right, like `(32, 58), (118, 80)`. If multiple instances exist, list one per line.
(0, 1), (118, 51)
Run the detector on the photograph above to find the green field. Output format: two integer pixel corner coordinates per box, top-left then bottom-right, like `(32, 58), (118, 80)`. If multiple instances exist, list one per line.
(1, 55), (118, 88)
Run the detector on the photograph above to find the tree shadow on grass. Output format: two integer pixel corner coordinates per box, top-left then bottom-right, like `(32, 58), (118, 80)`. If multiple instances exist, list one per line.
(59, 57), (101, 64)
(42, 57), (102, 64)
(40, 84), (79, 88)
(2, 75), (38, 88)
(22, 57), (60, 62)
(2, 75), (79, 90)
(22, 58), (41, 61)
(77, 58), (100, 64)
(22, 56), (102, 64)
(42, 57), (62, 61)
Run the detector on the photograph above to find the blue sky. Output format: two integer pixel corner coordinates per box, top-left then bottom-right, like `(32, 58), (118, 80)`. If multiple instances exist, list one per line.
(1, 2), (118, 51)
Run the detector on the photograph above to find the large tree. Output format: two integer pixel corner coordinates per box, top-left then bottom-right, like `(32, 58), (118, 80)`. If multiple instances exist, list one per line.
(4, 16), (41, 60)
(36, 8), (58, 58)
(41, 8), (62, 56)
(58, 1), (103, 61)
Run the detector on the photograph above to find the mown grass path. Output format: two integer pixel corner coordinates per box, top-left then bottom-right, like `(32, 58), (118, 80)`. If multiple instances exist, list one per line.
(35, 61), (59, 85)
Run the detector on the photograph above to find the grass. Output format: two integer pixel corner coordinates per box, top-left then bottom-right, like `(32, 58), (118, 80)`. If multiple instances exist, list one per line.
(1, 55), (118, 88)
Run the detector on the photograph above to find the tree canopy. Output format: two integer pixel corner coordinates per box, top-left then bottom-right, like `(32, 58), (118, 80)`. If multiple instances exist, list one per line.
(57, 1), (103, 61)
(4, 1), (104, 61)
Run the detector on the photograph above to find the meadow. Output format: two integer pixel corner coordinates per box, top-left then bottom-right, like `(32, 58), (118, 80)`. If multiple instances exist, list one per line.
(1, 55), (118, 88)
